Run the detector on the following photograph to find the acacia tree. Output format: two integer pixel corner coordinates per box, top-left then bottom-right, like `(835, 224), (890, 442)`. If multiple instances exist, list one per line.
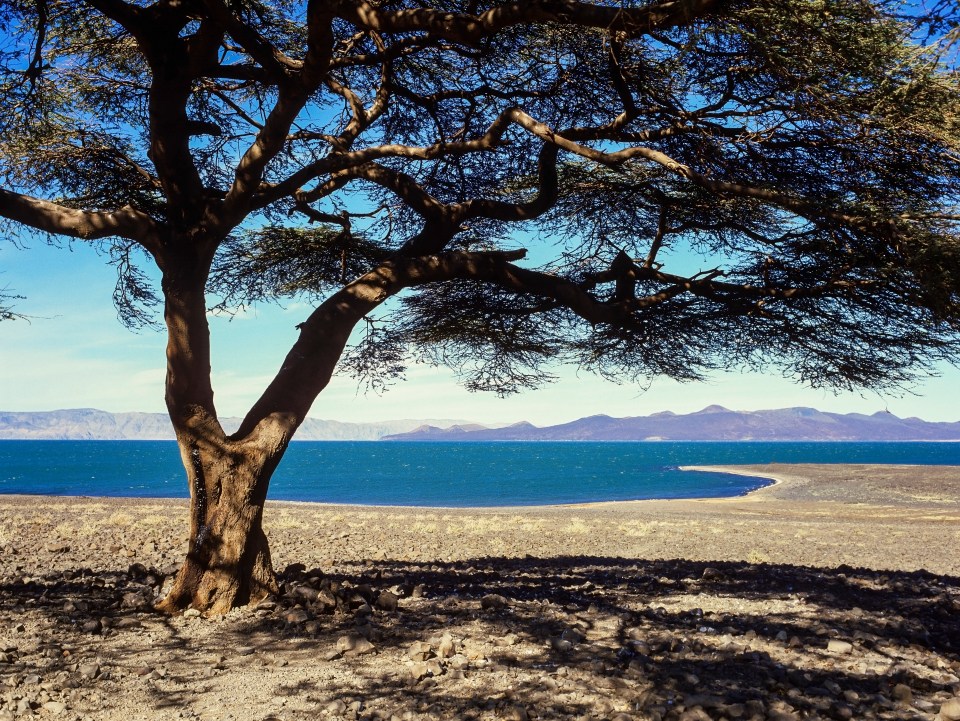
(2, 0), (960, 614)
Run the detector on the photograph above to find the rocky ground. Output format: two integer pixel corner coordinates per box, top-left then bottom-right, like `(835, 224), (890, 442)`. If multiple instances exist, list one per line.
(0, 463), (958, 721)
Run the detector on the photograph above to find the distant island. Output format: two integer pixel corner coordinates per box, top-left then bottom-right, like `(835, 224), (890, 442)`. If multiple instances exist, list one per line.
(2, 406), (960, 441)
(382, 406), (960, 442)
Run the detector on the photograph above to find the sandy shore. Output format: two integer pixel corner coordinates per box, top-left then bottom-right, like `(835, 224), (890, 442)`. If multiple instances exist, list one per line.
(0, 464), (958, 721)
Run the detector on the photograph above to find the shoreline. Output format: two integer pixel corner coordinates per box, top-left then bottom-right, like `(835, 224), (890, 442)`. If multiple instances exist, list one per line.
(0, 464), (957, 574)
(0, 462), (957, 509)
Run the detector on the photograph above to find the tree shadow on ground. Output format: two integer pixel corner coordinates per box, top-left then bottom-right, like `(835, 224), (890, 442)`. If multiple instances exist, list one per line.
(1, 557), (958, 720)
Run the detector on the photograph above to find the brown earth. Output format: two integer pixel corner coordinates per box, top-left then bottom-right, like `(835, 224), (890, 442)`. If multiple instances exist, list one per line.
(0, 463), (958, 721)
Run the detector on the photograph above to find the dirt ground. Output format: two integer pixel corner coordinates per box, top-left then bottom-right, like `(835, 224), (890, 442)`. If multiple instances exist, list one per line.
(0, 463), (958, 721)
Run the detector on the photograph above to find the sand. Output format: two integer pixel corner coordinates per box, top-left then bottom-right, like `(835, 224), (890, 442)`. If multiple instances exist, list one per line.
(0, 463), (958, 721)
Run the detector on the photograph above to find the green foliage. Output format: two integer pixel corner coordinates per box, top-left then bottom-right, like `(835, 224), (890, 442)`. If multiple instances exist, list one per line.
(209, 226), (390, 309)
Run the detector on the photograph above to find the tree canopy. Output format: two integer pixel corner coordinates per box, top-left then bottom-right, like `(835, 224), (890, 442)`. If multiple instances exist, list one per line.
(3, 0), (959, 395)
(2, 0), (960, 613)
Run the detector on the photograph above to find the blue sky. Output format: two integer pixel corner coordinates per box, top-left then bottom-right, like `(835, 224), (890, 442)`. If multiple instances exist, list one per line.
(3, 235), (960, 425)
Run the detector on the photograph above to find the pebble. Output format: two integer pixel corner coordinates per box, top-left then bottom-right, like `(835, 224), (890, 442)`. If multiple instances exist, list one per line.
(892, 683), (912, 703)
(183, 609), (201, 619)
(376, 591), (399, 612)
(42, 701), (67, 715)
(336, 634), (375, 657)
(480, 594), (508, 610)
(407, 641), (433, 661)
(283, 608), (309, 624)
(504, 705), (528, 721)
(408, 661), (430, 682)
(827, 640), (853, 654)
(78, 663), (100, 680)
(326, 699), (348, 715)
(940, 697), (960, 721)
(437, 634), (456, 658)
(290, 585), (319, 602)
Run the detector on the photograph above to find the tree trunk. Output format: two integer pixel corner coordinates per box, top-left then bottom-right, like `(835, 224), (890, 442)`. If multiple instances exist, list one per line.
(155, 421), (286, 615)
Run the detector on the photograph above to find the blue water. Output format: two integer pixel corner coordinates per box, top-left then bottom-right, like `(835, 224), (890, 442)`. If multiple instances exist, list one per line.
(0, 440), (958, 507)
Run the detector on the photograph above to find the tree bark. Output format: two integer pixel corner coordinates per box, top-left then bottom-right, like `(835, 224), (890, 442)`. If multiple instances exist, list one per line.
(155, 417), (288, 614)
(155, 248), (287, 615)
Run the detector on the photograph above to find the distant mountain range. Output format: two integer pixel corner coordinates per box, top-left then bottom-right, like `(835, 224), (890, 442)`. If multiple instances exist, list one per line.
(3, 406), (959, 442)
(382, 406), (960, 442)
(0, 409), (470, 441)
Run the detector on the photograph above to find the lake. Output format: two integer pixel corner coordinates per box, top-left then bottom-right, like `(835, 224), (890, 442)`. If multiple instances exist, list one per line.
(1, 440), (958, 506)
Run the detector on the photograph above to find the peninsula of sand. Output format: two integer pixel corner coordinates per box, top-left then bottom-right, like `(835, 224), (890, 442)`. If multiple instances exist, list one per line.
(0, 463), (958, 721)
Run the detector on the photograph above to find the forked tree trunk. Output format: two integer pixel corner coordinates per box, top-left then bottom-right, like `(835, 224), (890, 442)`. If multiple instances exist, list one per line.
(155, 424), (286, 615)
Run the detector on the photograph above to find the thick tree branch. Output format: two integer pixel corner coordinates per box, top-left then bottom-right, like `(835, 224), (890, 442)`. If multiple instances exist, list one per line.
(0, 188), (161, 252)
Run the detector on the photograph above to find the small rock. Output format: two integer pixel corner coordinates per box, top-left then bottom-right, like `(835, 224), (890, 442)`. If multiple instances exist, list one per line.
(504, 705), (528, 721)
(46, 543), (70, 553)
(448, 653), (470, 670)
(940, 697), (960, 721)
(81, 619), (102, 634)
(325, 699), (348, 715)
(841, 690), (859, 704)
(121, 591), (151, 610)
(408, 661), (431, 682)
(336, 634), (375, 657)
(42, 701), (67, 715)
(16, 699), (34, 714)
(702, 567), (724, 580)
(183, 609), (201, 619)
(290, 585), (319, 602)
(283, 608), (309, 624)
(892, 683), (912, 704)
(437, 633), (456, 658)
(407, 641), (433, 661)
(78, 663), (100, 680)
(376, 591), (399, 612)
(827, 640), (853, 654)
(481, 594), (508, 610)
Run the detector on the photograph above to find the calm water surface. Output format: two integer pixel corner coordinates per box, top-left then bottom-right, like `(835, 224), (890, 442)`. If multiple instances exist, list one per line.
(0, 440), (958, 507)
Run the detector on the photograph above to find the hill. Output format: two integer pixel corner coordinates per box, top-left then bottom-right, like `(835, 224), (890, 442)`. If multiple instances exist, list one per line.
(0, 409), (471, 441)
(382, 406), (960, 441)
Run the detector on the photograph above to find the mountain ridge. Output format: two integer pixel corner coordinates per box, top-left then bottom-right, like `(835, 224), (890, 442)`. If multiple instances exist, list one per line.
(382, 406), (960, 442)
(0, 409), (473, 441)
(3, 407), (959, 442)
